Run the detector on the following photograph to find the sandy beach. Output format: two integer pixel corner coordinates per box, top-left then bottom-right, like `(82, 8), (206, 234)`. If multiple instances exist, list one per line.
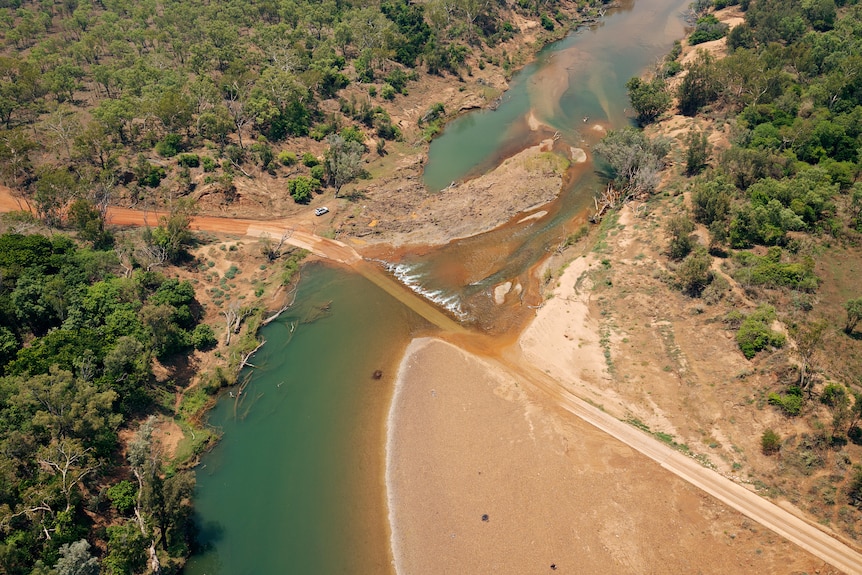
(385, 257), (835, 573)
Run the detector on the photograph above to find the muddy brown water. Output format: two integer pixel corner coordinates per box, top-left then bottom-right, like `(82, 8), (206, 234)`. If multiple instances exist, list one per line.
(185, 1), (689, 573)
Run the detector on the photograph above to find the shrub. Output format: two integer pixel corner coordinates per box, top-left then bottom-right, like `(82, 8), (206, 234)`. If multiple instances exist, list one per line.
(301, 152), (319, 167)
(278, 151), (297, 166)
(202, 156), (217, 172)
(666, 215), (696, 261)
(155, 133), (183, 157)
(340, 126), (365, 144)
(107, 480), (138, 515)
(540, 14), (555, 30)
(287, 176), (319, 203)
(689, 14), (728, 44)
(768, 389), (803, 416)
(381, 84), (396, 100)
(190, 323), (217, 350)
(177, 153), (200, 168)
(732, 248), (818, 292)
(310, 164), (325, 182)
(684, 129), (710, 176)
(676, 247), (714, 296)
(761, 428), (782, 454)
(736, 305), (785, 359)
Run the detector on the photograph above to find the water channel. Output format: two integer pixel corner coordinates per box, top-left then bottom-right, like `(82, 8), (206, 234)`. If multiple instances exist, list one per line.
(185, 1), (689, 572)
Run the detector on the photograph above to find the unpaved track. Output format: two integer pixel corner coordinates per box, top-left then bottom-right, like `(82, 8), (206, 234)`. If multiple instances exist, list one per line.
(3, 184), (861, 572)
(499, 353), (862, 575)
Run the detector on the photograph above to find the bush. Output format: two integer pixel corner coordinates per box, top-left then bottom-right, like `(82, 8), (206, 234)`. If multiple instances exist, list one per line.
(177, 153), (200, 168)
(732, 248), (819, 292)
(676, 247), (714, 296)
(540, 14), (555, 30)
(301, 152), (319, 167)
(666, 215), (696, 260)
(155, 133), (183, 157)
(381, 84), (396, 100)
(736, 305), (785, 359)
(768, 389), (803, 416)
(287, 176), (319, 203)
(107, 480), (138, 515)
(202, 156), (217, 172)
(278, 151), (297, 166)
(761, 428), (782, 454)
(310, 164), (325, 181)
(340, 126), (365, 144)
(684, 129), (710, 176)
(689, 14), (728, 44)
(190, 323), (217, 350)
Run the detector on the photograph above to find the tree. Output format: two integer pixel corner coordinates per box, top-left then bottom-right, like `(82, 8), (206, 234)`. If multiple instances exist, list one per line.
(54, 539), (99, 575)
(593, 128), (670, 195)
(676, 246), (714, 296)
(287, 176), (317, 203)
(678, 50), (721, 116)
(626, 77), (671, 124)
(68, 199), (111, 249)
(684, 128), (710, 176)
(844, 297), (862, 334)
(146, 198), (195, 263)
(325, 134), (365, 197)
(790, 319), (827, 395)
(666, 214), (696, 261)
(691, 175), (734, 226)
(104, 521), (147, 575)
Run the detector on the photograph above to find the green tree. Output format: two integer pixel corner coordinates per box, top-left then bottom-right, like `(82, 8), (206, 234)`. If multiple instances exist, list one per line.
(684, 129), (710, 176)
(691, 175), (734, 226)
(678, 50), (721, 116)
(626, 77), (671, 124)
(844, 297), (862, 334)
(287, 175), (318, 203)
(325, 134), (365, 197)
(666, 214), (696, 261)
(104, 521), (147, 575)
(68, 199), (111, 249)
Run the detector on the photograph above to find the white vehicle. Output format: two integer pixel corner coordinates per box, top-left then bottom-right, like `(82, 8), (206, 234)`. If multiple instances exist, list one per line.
(314, 207), (329, 216)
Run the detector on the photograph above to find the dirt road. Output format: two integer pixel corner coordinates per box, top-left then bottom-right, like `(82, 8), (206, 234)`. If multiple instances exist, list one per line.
(501, 353), (862, 574)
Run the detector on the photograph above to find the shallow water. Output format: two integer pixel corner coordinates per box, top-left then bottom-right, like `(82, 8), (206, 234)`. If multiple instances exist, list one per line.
(186, 1), (689, 572)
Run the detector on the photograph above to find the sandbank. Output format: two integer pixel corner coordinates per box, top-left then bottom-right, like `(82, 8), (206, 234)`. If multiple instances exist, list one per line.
(386, 261), (830, 573)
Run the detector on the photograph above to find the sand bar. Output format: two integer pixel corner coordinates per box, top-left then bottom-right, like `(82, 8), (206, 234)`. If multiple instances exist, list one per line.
(386, 264), (834, 574)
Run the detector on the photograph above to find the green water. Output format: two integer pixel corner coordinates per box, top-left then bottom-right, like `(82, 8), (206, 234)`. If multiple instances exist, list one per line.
(187, 1), (689, 572)
(185, 264), (425, 574)
(424, 0), (689, 192)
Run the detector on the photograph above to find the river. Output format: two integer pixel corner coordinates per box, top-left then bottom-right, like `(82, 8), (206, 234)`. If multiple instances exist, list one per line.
(184, 1), (689, 572)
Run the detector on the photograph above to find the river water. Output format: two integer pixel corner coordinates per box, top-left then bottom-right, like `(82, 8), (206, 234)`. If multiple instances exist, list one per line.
(185, 1), (688, 573)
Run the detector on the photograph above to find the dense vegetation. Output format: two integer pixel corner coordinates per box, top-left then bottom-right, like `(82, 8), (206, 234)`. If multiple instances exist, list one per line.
(0, 0), (605, 219)
(0, 228), (212, 574)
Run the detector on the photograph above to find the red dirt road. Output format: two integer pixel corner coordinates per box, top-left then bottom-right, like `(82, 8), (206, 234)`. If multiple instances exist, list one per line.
(0, 185), (361, 266)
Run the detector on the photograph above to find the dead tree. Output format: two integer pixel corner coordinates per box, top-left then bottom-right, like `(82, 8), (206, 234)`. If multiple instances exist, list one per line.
(221, 302), (255, 345)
